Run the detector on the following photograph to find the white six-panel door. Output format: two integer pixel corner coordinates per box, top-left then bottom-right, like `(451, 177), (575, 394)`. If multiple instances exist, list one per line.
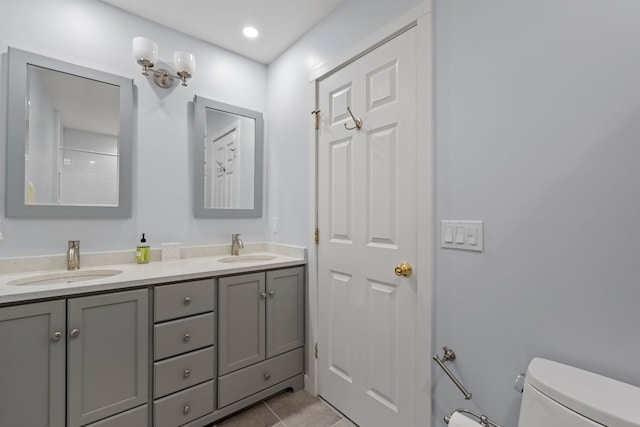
(211, 125), (239, 208)
(317, 26), (418, 427)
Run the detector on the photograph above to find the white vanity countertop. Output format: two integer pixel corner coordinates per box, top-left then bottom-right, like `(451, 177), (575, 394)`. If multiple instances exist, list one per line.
(0, 243), (306, 304)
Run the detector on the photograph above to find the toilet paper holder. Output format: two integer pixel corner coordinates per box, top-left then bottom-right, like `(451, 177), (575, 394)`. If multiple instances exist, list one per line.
(445, 408), (501, 427)
(433, 346), (472, 400)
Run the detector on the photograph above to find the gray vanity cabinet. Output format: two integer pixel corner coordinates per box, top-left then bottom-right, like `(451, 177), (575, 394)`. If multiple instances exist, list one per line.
(0, 300), (66, 427)
(0, 289), (148, 427)
(67, 289), (149, 427)
(265, 267), (305, 358)
(218, 272), (266, 375)
(217, 266), (305, 408)
(152, 278), (216, 427)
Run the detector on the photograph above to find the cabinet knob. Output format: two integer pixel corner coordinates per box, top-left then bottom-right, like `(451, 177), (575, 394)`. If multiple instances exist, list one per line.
(261, 292), (267, 299)
(183, 405), (191, 414)
(183, 333), (191, 342)
(184, 296), (191, 305)
(70, 328), (80, 338)
(268, 290), (275, 297)
(52, 331), (63, 341)
(264, 372), (271, 380)
(183, 369), (191, 378)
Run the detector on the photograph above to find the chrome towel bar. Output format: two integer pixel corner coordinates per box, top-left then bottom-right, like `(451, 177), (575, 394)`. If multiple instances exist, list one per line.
(432, 346), (472, 400)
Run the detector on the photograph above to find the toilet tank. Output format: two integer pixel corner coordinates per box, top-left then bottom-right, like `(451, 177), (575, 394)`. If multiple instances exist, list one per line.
(518, 358), (640, 427)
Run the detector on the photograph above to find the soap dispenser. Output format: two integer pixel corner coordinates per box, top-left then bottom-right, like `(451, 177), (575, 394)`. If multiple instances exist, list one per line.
(136, 233), (150, 264)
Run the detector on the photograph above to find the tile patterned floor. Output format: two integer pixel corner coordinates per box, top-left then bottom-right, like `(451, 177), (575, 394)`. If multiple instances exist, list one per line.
(215, 390), (358, 427)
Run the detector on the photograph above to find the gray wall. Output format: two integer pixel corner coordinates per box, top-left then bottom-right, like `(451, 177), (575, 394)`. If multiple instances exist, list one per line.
(0, 0), (267, 256)
(267, 0), (640, 425)
(433, 0), (640, 425)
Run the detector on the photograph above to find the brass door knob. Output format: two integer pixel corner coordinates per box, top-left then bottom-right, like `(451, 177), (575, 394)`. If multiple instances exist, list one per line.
(394, 262), (413, 277)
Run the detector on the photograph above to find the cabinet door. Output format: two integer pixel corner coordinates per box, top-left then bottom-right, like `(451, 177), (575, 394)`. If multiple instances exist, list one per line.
(218, 272), (265, 375)
(67, 289), (149, 427)
(0, 300), (66, 427)
(266, 267), (305, 358)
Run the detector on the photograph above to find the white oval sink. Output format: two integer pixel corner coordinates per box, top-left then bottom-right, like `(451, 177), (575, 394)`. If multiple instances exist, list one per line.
(218, 255), (277, 264)
(7, 269), (123, 286)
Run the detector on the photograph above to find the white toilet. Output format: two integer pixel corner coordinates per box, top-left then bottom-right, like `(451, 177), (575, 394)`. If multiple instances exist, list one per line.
(518, 358), (640, 426)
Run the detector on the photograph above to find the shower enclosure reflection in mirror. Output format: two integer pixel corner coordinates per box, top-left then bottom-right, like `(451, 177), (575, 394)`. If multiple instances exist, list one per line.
(5, 47), (133, 218)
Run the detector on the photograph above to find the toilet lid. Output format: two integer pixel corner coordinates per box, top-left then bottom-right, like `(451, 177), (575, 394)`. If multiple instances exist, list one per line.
(526, 358), (640, 427)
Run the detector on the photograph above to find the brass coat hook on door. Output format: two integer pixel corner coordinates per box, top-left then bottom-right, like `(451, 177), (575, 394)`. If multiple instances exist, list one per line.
(345, 107), (362, 130)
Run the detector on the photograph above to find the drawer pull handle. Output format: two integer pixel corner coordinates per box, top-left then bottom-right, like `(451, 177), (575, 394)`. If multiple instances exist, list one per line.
(70, 328), (80, 338)
(52, 331), (63, 341)
(184, 297), (192, 305)
(264, 372), (271, 380)
(183, 405), (191, 414)
(261, 292), (267, 299)
(183, 369), (191, 378)
(183, 333), (191, 342)
(268, 290), (275, 297)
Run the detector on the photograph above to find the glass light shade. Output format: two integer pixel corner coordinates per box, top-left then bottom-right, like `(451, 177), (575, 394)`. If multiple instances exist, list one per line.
(173, 51), (196, 76)
(132, 37), (158, 64)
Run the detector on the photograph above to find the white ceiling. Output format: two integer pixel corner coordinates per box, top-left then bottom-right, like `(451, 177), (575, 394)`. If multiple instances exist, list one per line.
(99, 0), (344, 64)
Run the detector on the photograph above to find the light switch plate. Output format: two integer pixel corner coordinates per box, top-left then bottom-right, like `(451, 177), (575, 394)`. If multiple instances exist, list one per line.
(440, 220), (484, 252)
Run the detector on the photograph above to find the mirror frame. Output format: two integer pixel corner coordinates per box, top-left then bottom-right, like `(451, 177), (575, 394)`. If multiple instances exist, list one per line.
(193, 95), (263, 218)
(5, 47), (133, 218)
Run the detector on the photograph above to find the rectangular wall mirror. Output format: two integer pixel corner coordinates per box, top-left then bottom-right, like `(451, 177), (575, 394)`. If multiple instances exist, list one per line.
(193, 96), (263, 218)
(5, 47), (133, 218)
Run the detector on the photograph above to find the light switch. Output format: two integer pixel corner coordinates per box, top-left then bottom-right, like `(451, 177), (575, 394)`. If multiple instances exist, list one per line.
(444, 227), (454, 243)
(440, 220), (484, 252)
(467, 227), (477, 245)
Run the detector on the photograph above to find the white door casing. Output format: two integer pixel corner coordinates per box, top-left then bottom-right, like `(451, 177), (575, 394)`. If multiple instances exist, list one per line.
(316, 26), (421, 427)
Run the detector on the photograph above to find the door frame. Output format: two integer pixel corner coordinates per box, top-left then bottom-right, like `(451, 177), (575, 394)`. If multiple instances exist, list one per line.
(306, 1), (433, 424)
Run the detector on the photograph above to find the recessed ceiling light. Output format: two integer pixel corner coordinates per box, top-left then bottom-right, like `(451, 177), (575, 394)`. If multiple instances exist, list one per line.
(243, 26), (259, 39)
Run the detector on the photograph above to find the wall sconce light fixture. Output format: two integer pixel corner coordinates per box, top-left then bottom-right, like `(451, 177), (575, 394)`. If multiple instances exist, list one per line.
(132, 37), (195, 88)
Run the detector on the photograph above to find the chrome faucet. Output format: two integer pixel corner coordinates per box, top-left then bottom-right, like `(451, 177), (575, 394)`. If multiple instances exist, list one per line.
(231, 234), (244, 256)
(67, 240), (80, 270)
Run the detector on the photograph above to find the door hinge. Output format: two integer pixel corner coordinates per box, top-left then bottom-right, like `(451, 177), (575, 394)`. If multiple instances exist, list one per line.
(314, 227), (319, 244)
(315, 342), (319, 359)
(311, 110), (321, 130)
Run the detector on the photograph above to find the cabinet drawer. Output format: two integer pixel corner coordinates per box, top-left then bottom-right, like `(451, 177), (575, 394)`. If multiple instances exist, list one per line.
(154, 313), (214, 360)
(218, 347), (303, 408)
(155, 279), (215, 322)
(154, 346), (215, 398)
(153, 380), (214, 427)
(84, 404), (148, 427)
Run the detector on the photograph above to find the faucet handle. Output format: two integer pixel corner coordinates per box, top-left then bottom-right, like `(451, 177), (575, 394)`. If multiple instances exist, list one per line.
(67, 240), (80, 270)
